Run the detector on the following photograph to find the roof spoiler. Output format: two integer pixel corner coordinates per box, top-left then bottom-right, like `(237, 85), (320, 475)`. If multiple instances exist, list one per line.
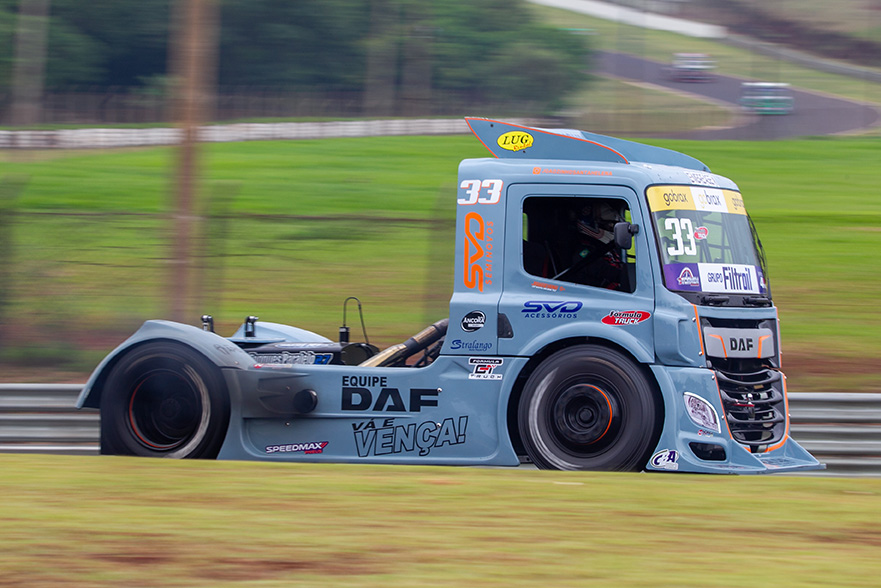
(465, 118), (710, 172)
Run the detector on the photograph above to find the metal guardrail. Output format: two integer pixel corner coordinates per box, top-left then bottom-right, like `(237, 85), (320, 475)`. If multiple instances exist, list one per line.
(0, 384), (99, 456)
(1, 385), (879, 475)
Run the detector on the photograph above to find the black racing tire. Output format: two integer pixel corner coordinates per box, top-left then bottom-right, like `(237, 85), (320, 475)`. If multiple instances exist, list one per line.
(518, 345), (661, 471)
(100, 341), (230, 458)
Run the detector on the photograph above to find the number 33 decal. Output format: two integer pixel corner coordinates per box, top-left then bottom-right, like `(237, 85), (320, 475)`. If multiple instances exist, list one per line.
(458, 179), (503, 205)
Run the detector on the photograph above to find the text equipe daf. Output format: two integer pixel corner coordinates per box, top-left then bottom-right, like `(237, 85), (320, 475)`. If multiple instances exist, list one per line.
(341, 380), (441, 412)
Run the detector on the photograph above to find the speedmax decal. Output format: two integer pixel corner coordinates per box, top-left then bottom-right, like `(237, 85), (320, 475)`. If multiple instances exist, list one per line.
(352, 416), (468, 457)
(266, 441), (328, 454)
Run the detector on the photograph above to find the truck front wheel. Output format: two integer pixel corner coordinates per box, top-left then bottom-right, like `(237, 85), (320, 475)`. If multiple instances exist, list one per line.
(100, 342), (230, 458)
(518, 345), (661, 471)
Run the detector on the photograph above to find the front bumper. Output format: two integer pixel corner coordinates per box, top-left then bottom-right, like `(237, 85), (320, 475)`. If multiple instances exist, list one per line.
(647, 365), (824, 474)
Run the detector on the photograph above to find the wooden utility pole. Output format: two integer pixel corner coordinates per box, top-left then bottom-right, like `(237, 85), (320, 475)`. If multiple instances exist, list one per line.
(400, 1), (432, 117)
(10, 0), (50, 126)
(168, 0), (218, 322)
(363, 0), (397, 116)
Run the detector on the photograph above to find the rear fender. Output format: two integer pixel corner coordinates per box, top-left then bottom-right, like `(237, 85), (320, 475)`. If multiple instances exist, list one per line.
(76, 320), (255, 409)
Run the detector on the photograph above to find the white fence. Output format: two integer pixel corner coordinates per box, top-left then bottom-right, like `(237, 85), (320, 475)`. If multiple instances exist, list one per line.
(0, 118), (482, 150)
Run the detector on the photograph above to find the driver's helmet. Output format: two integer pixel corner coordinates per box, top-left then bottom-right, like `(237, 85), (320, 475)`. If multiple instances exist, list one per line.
(576, 201), (619, 245)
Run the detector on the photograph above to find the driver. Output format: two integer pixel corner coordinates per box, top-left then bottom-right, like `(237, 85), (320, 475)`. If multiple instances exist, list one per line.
(555, 200), (624, 289)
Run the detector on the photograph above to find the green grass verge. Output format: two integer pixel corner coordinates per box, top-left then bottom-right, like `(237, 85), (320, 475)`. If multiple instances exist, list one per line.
(1, 454), (879, 586)
(1, 134), (879, 390)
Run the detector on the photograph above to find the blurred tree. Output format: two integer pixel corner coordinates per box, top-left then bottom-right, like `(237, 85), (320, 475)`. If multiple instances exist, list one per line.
(2, 0), (589, 116)
(0, 1), (16, 92)
(363, 0), (398, 116)
(47, 0), (170, 88)
(432, 0), (587, 112)
(399, 0), (432, 116)
(9, 0), (49, 126)
(218, 0), (368, 89)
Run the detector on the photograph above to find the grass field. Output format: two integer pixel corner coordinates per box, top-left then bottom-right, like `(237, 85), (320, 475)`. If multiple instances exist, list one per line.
(1, 453), (879, 587)
(1, 135), (880, 390)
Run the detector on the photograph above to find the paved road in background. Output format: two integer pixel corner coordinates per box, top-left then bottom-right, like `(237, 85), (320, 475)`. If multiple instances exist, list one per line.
(598, 51), (881, 139)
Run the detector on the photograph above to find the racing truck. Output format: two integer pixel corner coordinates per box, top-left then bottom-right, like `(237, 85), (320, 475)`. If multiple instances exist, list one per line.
(76, 118), (823, 474)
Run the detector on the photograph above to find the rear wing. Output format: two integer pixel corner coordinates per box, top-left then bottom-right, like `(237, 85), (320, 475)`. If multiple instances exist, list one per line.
(465, 118), (710, 172)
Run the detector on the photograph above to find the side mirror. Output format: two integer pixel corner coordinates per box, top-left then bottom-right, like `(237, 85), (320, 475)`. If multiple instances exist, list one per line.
(614, 222), (639, 250)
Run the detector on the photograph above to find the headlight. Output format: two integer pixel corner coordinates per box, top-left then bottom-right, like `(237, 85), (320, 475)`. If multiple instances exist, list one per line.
(684, 392), (721, 433)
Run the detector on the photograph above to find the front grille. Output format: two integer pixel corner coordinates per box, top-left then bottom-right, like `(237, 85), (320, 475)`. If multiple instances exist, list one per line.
(716, 368), (786, 452)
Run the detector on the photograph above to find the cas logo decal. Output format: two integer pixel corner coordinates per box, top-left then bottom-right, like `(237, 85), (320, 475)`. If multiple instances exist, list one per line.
(601, 310), (651, 325)
(497, 131), (533, 152)
(463, 212), (493, 291)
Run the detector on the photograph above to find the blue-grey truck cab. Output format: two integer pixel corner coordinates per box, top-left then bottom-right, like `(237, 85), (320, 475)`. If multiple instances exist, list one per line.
(77, 119), (822, 474)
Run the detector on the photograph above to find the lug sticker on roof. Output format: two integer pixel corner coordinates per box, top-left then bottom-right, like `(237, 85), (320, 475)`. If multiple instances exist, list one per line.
(497, 131), (533, 152)
(601, 310), (651, 325)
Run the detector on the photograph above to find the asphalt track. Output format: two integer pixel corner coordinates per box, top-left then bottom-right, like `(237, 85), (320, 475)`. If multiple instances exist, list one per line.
(597, 51), (881, 139)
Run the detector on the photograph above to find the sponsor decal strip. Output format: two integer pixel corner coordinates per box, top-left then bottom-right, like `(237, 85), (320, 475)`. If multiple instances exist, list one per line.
(646, 186), (746, 215)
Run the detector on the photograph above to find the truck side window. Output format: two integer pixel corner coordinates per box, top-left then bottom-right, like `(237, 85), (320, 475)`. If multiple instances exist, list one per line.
(523, 196), (635, 293)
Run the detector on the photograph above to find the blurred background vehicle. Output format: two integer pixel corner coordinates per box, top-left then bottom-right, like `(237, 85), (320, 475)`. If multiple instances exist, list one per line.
(666, 52), (716, 82)
(739, 82), (795, 114)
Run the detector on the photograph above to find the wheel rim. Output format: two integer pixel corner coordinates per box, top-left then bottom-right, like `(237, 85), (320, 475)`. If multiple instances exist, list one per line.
(127, 369), (204, 451)
(549, 383), (620, 454)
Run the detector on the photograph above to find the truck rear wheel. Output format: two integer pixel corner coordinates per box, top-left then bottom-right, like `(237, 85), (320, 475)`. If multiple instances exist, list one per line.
(518, 345), (660, 471)
(100, 342), (230, 458)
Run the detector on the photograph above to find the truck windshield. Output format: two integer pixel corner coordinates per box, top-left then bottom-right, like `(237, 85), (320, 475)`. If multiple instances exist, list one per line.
(646, 186), (769, 300)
